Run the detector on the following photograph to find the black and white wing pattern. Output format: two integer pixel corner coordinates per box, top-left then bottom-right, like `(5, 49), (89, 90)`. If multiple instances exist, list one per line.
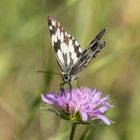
(47, 16), (82, 71)
(47, 15), (106, 85)
(70, 29), (106, 75)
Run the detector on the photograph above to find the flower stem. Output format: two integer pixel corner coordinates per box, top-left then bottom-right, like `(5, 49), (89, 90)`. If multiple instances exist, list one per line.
(70, 123), (77, 140)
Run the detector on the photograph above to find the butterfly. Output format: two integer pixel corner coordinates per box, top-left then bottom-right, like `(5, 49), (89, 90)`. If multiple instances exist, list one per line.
(47, 16), (106, 89)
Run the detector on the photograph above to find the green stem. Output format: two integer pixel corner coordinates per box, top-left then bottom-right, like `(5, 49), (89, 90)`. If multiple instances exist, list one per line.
(70, 123), (77, 140)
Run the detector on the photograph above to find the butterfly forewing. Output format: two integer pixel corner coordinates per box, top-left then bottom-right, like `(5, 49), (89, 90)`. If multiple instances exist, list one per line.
(70, 29), (106, 75)
(47, 16), (82, 71)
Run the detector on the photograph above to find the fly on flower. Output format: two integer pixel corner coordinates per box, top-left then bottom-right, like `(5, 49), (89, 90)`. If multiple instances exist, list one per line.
(47, 16), (106, 90)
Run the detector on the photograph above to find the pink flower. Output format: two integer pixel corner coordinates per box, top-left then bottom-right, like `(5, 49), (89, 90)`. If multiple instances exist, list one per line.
(41, 87), (111, 125)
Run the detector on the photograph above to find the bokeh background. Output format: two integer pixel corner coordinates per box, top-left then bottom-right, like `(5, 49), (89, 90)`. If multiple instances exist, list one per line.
(0, 0), (140, 140)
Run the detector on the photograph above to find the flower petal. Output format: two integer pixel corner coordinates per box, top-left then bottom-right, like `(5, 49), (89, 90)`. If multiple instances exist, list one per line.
(80, 112), (88, 121)
(41, 94), (52, 104)
(41, 94), (58, 105)
(97, 114), (111, 125)
(98, 106), (110, 113)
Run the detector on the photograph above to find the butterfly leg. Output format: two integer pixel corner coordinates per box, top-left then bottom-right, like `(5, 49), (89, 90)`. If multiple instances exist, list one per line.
(75, 77), (81, 90)
(60, 81), (67, 94)
(68, 81), (72, 92)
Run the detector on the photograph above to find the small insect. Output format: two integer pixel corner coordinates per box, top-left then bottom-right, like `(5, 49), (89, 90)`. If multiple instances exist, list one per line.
(47, 16), (106, 90)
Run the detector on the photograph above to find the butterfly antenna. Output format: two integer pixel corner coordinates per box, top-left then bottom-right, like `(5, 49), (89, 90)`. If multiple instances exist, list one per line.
(37, 70), (61, 75)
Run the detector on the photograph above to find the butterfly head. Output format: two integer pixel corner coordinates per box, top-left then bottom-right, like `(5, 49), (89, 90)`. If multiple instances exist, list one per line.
(61, 72), (75, 82)
(61, 73), (71, 82)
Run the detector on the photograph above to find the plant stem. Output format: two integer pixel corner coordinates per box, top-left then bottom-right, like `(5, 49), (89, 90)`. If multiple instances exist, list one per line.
(70, 123), (77, 140)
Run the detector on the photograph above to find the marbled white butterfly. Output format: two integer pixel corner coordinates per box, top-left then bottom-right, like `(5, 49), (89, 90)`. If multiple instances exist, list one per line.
(47, 16), (106, 89)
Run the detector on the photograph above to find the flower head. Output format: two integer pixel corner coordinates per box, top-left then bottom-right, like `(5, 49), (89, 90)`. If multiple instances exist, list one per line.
(41, 87), (111, 125)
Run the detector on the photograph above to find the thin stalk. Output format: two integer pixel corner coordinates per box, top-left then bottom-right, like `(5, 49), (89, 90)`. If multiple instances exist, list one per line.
(70, 123), (77, 140)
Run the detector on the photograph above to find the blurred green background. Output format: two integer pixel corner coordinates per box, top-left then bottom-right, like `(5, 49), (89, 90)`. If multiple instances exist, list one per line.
(0, 0), (140, 140)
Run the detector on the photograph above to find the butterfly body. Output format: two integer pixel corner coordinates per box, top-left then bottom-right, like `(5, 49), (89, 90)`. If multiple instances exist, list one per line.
(47, 16), (106, 89)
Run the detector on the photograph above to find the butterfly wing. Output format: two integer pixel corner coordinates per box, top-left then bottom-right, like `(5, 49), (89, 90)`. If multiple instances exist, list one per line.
(47, 16), (82, 72)
(70, 29), (106, 75)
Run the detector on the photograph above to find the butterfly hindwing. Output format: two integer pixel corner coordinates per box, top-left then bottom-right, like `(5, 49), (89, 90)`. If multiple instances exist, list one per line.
(70, 29), (106, 75)
(47, 16), (82, 71)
